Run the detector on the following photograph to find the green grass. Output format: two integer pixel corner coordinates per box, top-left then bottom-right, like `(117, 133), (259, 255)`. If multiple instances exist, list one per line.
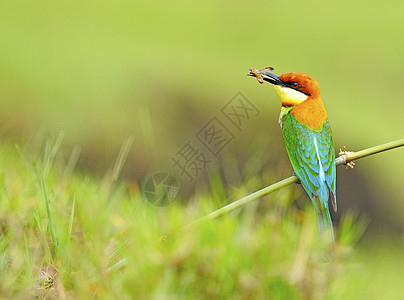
(0, 140), (385, 299)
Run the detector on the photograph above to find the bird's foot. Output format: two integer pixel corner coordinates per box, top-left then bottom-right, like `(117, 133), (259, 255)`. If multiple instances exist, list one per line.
(338, 147), (355, 169)
(292, 171), (301, 184)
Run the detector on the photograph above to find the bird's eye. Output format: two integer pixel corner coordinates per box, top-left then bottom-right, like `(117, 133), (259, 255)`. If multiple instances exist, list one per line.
(291, 82), (299, 88)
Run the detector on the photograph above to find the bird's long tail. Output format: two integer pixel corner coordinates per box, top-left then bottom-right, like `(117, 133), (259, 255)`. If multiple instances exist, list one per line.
(313, 194), (335, 245)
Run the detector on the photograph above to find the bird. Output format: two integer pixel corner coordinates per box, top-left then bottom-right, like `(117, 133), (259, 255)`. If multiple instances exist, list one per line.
(249, 68), (337, 244)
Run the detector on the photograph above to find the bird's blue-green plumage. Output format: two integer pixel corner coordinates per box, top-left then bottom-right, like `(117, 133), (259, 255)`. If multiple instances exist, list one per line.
(280, 110), (336, 242)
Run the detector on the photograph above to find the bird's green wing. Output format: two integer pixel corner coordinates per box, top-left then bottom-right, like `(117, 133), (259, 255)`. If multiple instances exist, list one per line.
(281, 112), (336, 241)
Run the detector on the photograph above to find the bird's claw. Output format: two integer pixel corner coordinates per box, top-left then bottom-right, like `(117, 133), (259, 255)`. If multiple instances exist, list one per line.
(292, 171), (301, 184)
(338, 147), (355, 169)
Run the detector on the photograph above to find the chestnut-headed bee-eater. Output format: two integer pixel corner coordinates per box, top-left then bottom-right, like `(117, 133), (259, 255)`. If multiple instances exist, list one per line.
(249, 68), (337, 243)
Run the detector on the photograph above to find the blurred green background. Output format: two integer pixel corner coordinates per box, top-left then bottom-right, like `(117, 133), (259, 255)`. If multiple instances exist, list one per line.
(1, 0), (403, 260)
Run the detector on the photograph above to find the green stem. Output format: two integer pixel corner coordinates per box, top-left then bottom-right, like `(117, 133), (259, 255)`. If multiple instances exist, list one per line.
(195, 138), (404, 223)
(195, 175), (298, 223)
(336, 138), (404, 165)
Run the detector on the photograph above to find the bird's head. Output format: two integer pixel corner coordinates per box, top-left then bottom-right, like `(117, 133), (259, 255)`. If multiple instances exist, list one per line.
(249, 69), (321, 107)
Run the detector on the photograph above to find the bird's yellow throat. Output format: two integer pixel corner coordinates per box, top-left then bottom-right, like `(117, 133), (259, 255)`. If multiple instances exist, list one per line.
(274, 85), (307, 106)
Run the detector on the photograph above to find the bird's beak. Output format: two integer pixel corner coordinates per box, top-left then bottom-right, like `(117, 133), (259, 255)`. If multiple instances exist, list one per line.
(261, 72), (283, 85)
(248, 69), (284, 86)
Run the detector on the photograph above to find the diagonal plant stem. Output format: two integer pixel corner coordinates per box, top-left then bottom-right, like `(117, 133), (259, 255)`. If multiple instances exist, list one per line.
(335, 139), (404, 165)
(192, 138), (404, 224)
(108, 139), (404, 272)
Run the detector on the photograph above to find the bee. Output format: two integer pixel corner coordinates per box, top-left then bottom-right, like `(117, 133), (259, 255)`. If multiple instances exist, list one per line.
(249, 67), (274, 84)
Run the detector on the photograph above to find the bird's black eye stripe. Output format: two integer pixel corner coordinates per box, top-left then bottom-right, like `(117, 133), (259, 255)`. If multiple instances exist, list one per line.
(285, 81), (311, 96)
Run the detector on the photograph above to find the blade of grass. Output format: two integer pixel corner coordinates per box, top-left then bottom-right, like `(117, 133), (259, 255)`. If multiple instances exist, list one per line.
(39, 170), (58, 253)
(111, 135), (134, 182)
(43, 131), (64, 177)
(33, 210), (42, 233)
(67, 193), (76, 245)
(63, 145), (81, 179)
